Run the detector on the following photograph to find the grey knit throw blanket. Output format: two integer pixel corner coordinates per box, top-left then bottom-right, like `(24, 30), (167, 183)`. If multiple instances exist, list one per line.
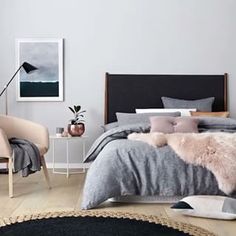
(9, 138), (41, 177)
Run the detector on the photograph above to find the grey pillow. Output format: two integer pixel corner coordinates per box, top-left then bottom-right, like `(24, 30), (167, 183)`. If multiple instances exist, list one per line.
(161, 97), (215, 112)
(198, 117), (236, 129)
(116, 112), (181, 126)
(101, 122), (119, 132)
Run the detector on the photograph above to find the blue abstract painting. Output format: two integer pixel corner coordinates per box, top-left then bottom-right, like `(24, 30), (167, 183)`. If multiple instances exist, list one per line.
(17, 39), (63, 101)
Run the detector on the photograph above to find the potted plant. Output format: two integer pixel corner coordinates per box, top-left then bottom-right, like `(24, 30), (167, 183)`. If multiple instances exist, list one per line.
(68, 105), (86, 136)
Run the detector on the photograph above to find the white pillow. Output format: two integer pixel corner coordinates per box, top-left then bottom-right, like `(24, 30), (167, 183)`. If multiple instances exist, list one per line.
(171, 195), (236, 220)
(136, 108), (196, 116)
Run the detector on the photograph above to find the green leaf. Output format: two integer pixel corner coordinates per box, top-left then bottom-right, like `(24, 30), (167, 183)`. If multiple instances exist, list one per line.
(68, 107), (75, 113)
(78, 110), (86, 114)
(74, 106), (81, 112)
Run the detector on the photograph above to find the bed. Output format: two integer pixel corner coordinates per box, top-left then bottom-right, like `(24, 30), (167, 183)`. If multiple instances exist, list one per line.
(81, 73), (236, 210)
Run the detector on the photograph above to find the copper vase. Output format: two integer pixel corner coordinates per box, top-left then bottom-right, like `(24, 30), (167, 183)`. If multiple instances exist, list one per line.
(68, 123), (85, 137)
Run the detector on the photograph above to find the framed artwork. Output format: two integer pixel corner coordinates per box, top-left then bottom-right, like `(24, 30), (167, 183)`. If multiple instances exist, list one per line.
(16, 38), (64, 101)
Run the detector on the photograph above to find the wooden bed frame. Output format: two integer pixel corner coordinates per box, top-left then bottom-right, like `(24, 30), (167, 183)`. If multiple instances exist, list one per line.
(105, 73), (228, 124)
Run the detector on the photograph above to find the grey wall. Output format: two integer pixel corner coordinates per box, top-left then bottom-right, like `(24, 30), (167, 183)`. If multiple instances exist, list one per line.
(0, 0), (236, 163)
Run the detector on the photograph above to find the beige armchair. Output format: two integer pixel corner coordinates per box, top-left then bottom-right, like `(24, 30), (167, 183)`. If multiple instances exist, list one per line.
(0, 115), (51, 197)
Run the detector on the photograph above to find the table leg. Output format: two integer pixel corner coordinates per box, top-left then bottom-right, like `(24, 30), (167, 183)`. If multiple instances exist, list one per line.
(66, 139), (69, 178)
(52, 139), (55, 173)
(82, 139), (86, 172)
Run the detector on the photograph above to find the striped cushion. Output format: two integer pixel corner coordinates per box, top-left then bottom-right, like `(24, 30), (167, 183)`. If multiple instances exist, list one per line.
(171, 196), (236, 220)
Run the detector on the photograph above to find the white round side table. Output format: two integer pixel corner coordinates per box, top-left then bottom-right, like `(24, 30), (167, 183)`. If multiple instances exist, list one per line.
(50, 135), (88, 178)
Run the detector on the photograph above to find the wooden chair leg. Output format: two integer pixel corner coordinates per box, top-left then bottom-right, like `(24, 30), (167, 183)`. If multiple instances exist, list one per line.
(8, 157), (13, 198)
(41, 156), (51, 189)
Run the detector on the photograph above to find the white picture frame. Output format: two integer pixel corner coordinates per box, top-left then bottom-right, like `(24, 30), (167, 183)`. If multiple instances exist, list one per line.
(16, 38), (64, 101)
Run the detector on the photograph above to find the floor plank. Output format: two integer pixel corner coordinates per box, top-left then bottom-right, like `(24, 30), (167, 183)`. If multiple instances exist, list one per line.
(0, 171), (235, 236)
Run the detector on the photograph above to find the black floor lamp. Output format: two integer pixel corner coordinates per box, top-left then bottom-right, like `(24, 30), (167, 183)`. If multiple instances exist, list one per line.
(0, 62), (38, 115)
(0, 62), (38, 174)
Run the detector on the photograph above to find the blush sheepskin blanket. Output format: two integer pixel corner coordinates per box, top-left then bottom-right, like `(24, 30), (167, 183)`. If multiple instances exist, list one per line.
(128, 132), (236, 195)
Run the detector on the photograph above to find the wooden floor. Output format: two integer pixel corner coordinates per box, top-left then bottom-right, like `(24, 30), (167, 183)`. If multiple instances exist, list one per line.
(0, 170), (235, 236)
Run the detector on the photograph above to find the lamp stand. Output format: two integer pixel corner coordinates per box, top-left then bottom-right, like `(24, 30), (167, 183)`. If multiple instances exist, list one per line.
(0, 65), (22, 115)
(0, 62), (38, 174)
(5, 88), (8, 115)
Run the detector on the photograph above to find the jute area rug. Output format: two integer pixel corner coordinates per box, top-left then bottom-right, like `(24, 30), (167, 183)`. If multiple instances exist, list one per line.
(0, 210), (215, 236)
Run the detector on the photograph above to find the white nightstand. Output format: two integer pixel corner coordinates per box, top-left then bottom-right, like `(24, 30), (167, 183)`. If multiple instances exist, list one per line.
(50, 135), (88, 178)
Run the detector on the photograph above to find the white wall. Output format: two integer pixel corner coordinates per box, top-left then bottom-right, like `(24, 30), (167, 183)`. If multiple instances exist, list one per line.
(0, 0), (236, 163)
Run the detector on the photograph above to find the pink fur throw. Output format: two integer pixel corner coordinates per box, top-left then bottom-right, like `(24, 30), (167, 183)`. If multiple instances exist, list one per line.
(128, 132), (236, 195)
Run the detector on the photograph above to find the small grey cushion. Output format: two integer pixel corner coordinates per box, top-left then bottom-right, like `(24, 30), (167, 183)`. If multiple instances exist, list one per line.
(171, 196), (236, 220)
(161, 97), (215, 112)
(101, 122), (119, 132)
(116, 112), (181, 126)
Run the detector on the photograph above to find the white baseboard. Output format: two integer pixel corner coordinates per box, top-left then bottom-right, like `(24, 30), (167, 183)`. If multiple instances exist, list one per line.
(46, 162), (91, 169)
(0, 163), (91, 169)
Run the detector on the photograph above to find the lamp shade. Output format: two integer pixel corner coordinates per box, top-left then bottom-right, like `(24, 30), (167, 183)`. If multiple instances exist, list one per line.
(22, 62), (38, 74)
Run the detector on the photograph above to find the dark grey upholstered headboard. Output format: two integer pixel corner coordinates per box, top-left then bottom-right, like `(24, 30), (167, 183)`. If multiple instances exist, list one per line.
(105, 73), (228, 124)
